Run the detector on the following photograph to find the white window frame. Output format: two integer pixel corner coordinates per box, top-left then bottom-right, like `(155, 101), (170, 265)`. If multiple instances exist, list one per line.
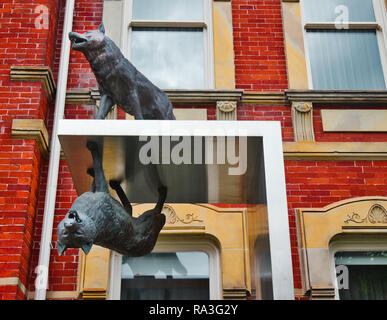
(330, 235), (387, 300)
(108, 237), (222, 300)
(300, 0), (387, 89)
(120, 0), (215, 89)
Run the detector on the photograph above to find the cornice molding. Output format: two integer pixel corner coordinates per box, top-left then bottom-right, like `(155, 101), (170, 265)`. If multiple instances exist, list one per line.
(10, 66), (56, 103)
(242, 91), (287, 105)
(283, 142), (387, 161)
(11, 119), (49, 159)
(285, 90), (387, 105)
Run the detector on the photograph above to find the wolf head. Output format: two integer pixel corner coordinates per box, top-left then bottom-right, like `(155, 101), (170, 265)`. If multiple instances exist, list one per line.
(57, 198), (98, 256)
(69, 23), (106, 53)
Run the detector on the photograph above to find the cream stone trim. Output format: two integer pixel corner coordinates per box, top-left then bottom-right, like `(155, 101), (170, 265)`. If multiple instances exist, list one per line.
(282, 0), (309, 89)
(283, 142), (387, 160)
(291, 102), (314, 141)
(0, 277), (27, 295)
(11, 119), (50, 159)
(296, 197), (387, 300)
(28, 291), (79, 300)
(10, 66), (56, 103)
(213, 0), (236, 89)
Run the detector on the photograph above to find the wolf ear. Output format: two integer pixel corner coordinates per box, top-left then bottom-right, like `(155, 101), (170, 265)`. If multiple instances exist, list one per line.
(98, 23), (105, 35)
(81, 242), (93, 255)
(57, 241), (67, 256)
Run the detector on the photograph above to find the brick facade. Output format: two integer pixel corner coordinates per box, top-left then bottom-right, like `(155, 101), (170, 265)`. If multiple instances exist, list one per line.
(0, 0), (386, 300)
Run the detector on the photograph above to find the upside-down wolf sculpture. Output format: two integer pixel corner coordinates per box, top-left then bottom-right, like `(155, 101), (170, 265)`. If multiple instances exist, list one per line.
(69, 23), (175, 120)
(56, 140), (167, 256)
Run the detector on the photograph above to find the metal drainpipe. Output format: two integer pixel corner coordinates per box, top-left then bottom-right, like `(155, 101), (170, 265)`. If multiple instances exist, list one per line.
(34, 0), (75, 300)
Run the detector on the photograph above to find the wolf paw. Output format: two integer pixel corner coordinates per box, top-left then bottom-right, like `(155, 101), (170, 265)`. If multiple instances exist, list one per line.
(86, 139), (98, 152)
(109, 179), (122, 190)
(86, 167), (95, 177)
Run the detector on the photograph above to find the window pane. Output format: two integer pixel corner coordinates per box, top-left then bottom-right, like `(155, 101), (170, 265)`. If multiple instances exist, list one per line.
(121, 252), (210, 300)
(132, 0), (204, 21)
(306, 30), (386, 90)
(335, 251), (387, 300)
(131, 28), (205, 89)
(304, 0), (375, 22)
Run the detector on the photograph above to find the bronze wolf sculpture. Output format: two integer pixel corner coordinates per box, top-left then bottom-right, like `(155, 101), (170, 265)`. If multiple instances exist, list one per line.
(57, 140), (167, 256)
(69, 23), (175, 120)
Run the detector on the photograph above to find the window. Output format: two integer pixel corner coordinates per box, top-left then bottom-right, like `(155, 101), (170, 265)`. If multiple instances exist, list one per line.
(330, 236), (387, 300)
(122, 0), (214, 89)
(301, 0), (387, 89)
(334, 251), (387, 300)
(109, 238), (222, 300)
(121, 252), (210, 300)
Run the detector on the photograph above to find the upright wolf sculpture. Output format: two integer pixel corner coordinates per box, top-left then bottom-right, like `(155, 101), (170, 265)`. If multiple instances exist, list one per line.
(69, 23), (175, 120)
(56, 140), (167, 256)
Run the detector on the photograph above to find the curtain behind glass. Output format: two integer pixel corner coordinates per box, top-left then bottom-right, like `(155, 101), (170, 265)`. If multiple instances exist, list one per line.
(338, 265), (387, 300)
(335, 251), (387, 300)
(304, 0), (375, 22)
(307, 30), (386, 90)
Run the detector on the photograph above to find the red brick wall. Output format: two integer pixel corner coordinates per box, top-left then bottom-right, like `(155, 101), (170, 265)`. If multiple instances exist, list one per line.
(232, 0), (288, 91)
(237, 104), (294, 141)
(0, 0), (60, 300)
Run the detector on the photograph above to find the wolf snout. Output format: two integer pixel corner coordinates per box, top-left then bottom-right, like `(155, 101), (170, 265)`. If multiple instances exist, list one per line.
(69, 32), (86, 44)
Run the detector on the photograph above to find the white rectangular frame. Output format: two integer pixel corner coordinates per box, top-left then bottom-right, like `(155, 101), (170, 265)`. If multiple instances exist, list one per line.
(58, 119), (295, 300)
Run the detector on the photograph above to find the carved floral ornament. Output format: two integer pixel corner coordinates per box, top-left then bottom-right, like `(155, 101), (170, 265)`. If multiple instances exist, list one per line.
(344, 204), (387, 224)
(161, 205), (204, 225)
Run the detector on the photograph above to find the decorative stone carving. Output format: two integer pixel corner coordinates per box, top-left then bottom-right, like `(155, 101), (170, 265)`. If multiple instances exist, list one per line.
(216, 101), (237, 120)
(345, 204), (387, 224)
(162, 205), (204, 225)
(291, 101), (315, 141)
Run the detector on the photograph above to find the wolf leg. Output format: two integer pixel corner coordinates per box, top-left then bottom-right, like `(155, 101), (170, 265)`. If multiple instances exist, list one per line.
(96, 94), (114, 119)
(87, 167), (96, 192)
(86, 139), (109, 193)
(109, 179), (132, 216)
(154, 185), (167, 213)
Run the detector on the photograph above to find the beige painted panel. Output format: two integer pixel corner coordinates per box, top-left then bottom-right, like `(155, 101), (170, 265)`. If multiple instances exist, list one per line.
(321, 109), (387, 132)
(282, 2), (309, 89)
(213, 1), (236, 89)
(173, 109), (207, 120)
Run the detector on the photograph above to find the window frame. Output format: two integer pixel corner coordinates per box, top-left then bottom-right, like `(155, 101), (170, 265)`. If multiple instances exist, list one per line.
(108, 237), (222, 300)
(330, 235), (387, 300)
(120, 0), (215, 89)
(300, 0), (387, 89)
